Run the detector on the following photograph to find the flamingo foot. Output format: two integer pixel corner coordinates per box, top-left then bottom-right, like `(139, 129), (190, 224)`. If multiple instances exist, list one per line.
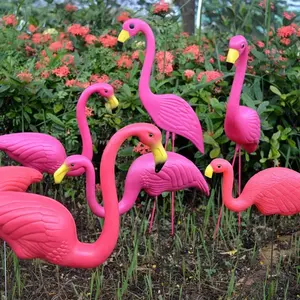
(149, 197), (157, 233)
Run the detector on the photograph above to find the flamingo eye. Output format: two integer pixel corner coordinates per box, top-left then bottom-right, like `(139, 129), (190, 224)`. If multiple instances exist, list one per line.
(104, 90), (108, 93)
(217, 164), (221, 168)
(129, 24), (135, 29)
(149, 133), (153, 138)
(71, 163), (75, 167)
(241, 44), (245, 48)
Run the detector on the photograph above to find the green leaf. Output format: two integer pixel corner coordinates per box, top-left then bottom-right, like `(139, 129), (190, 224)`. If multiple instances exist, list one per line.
(46, 113), (65, 127)
(118, 147), (133, 157)
(241, 93), (256, 109)
(251, 49), (266, 61)
(270, 86), (281, 96)
(117, 162), (131, 171)
(204, 133), (218, 147)
(54, 103), (63, 114)
(210, 147), (220, 158)
(121, 84), (132, 98)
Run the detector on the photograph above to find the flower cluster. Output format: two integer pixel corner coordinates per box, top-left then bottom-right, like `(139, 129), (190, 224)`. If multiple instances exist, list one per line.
(117, 12), (130, 23)
(2, 14), (17, 26)
(133, 142), (151, 155)
(99, 34), (118, 48)
(183, 45), (204, 63)
(65, 3), (78, 12)
(68, 24), (90, 37)
(17, 71), (33, 83)
(85, 106), (94, 117)
(153, 0), (170, 15)
(156, 51), (174, 76)
(197, 71), (223, 83)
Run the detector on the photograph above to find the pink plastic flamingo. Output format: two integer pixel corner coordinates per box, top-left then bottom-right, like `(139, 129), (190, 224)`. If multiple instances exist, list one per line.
(0, 123), (167, 268)
(92, 151), (209, 233)
(118, 18), (204, 235)
(0, 166), (42, 192)
(205, 158), (300, 215)
(214, 35), (261, 236)
(0, 83), (119, 176)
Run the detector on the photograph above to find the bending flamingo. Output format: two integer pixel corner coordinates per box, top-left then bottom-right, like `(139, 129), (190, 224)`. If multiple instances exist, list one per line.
(214, 35), (261, 234)
(0, 123), (167, 268)
(92, 152), (209, 233)
(0, 166), (42, 192)
(118, 18), (204, 234)
(0, 83), (119, 175)
(205, 158), (300, 215)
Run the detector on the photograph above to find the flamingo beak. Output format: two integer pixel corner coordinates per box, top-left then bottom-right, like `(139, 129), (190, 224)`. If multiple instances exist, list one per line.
(107, 95), (119, 110)
(226, 48), (239, 70)
(54, 163), (70, 184)
(204, 164), (214, 178)
(151, 142), (168, 173)
(117, 30), (130, 45)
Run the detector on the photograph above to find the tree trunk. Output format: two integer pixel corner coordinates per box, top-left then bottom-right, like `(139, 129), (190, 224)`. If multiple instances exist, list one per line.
(174, 0), (195, 34)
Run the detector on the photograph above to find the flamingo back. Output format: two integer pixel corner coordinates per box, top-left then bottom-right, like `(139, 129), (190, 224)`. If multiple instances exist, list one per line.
(0, 167), (42, 192)
(128, 152), (209, 196)
(0, 191), (76, 263)
(241, 167), (300, 215)
(0, 133), (67, 173)
(150, 94), (204, 153)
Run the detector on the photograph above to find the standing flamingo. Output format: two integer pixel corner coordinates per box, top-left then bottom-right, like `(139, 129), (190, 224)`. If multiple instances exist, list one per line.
(0, 123), (167, 268)
(0, 166), (42, 192)
(118, 18), (204, 234)
(205, 158), (300, 215)
(214, 35), (261, 234)
(0, 83), (119, 175)
(91, 152), (209, 233)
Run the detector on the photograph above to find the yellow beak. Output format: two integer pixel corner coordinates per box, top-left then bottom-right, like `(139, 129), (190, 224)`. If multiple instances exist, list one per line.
(204, 164), (214, 178)
(226, 48), (240, 64)
(54, 163), (70, 184)
(150, 142), (168, 173)
(107, 95), (119, 110)
(117, 30), (130, 43)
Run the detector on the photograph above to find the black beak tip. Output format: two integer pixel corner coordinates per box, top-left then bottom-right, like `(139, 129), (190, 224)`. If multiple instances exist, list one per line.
(155, 162), (165, 173)
(226, 62), (233, 71)
(117, 41), (123, 50)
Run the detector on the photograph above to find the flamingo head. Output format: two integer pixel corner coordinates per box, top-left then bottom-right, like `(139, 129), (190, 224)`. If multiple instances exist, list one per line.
(88, 83), (119, 110)
(204, 158), (231, 178)
(226, 35), (248, 70)
(117, 18), (145, 46)
(131, 123), (168, 173)
(54, 155), (90, 184)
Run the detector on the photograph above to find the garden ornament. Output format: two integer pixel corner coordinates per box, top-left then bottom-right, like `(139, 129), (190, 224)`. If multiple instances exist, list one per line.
(93, 151), (209, 233)
(205, 158), (300, 216)
(0, 83), (119, 176)
(118, 18), (204, 235)
(0, 123), (167, 268)
(215, 35), (261, 236)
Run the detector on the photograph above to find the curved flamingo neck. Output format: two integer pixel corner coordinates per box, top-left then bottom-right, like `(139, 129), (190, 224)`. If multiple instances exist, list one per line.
(221, 167), (251, 212)
(76, 85), (97, 160)
(226, 49), (248, 116)
(138, 23), (156, 102)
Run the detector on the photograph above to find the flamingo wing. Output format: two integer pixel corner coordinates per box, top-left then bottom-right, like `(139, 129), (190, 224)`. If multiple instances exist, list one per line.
(0, 133), (66, 173)
(0, 167), (43, 192)
(0, 192), (75, 263)
(141, 152), (209, 196)
(156, 95), (204, 153)
(240, 106), (261, 145)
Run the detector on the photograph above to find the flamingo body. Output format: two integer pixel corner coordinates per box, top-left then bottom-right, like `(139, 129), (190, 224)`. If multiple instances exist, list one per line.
(0, 133), (66, 174)
(0, 166), (43, 192)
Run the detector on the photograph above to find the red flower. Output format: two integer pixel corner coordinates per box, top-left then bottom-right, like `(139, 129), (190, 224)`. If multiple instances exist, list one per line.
(111, 80), (123, 90)
(41, 71), (50, 79)
(28, 24), (37, 33)
(62, 54), (74, 65)
(25, 45), (36, 56)
(183, 45), (204, 63)
(90, 74), (110, 83)
(85, 106), (94, 117)
(17, 71), (33, 83)
(283, 12), (296, 20)
(2, 14), (17, 26)
(197, 70), (223, 83)
(153, 0), (170, 14)
(65, 4), (78, 12)
(96, 183), (102, 192)
(280, 38), (291, 46)
(99, 34), (118, 48)
(259, 0), (274, 11)
(219, 55), (226, 62)
(52, 66), (70, 77)
(277, 25), (296, 38)
(181, 32), (189, 38)
(117, 12), (130, 23)
(256, 41), (265, 48)
(64, 40), (74, 51)
(209, 58), (215, 64)
(68, 24), (90, 37)
(156, 51), (174, 75)
(184, 70), (195, 80)
(49, 41), (63, 52)
(117, 54), (133, 69)
(32, 33), (51, 44)
(18, 33), (30, 40)
(65, 79), (78, 87)
(85, 34), (97, 45)
(77, 82), (90, 89)
(133, 142), (151, 155)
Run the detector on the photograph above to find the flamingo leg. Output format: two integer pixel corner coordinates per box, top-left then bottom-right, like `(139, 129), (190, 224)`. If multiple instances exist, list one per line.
(214, 145), (240, 239)
(164, 131), (170, 150)
(171, 132), (176, 236)
(238, 146), (242, 231)
(149, 197), (157, 233)
(4, 241), (7, 300)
